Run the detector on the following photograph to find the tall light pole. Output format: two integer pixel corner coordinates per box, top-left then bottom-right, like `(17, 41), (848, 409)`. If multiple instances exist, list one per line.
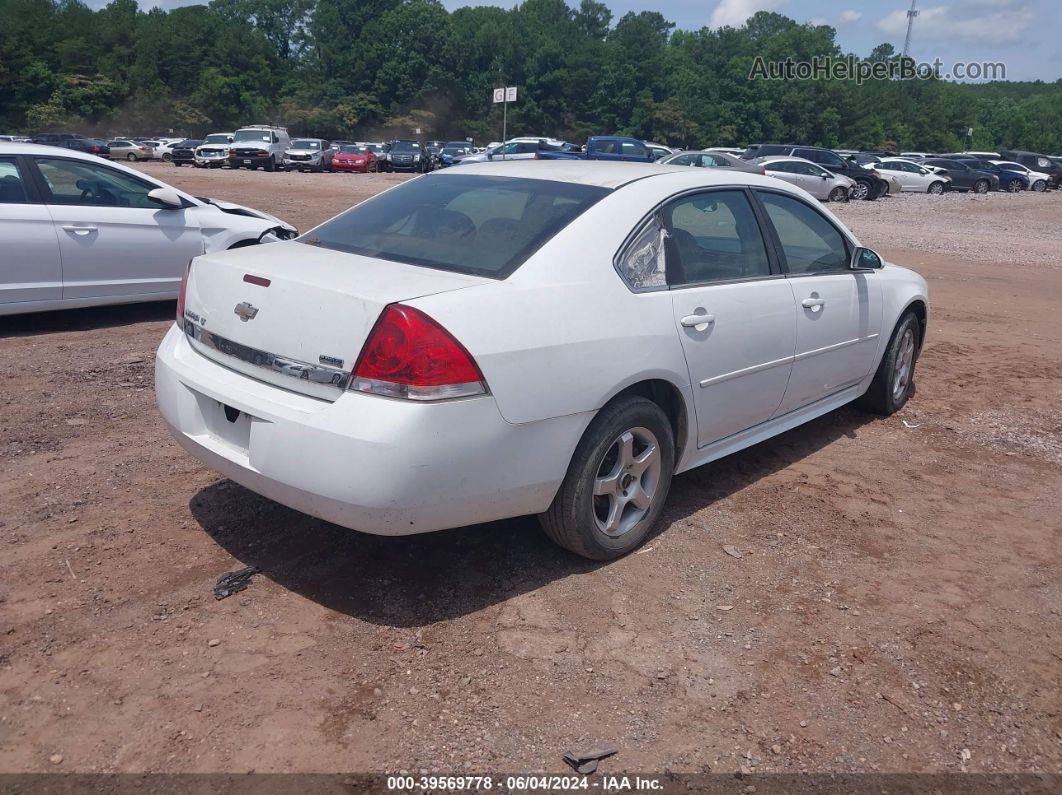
(902, 0), (919, 58)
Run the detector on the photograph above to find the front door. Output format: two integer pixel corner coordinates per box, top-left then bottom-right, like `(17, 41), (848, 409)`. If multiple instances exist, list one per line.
(664, 189), (796, 446)
(31, 156), (202, 300)
(755, 190), (882, 415)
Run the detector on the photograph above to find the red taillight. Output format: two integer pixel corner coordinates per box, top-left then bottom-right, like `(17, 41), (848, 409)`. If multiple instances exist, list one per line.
(176, 261), (192, 323)
(352, 304), (486, 401)
(760, 168), (766, 175)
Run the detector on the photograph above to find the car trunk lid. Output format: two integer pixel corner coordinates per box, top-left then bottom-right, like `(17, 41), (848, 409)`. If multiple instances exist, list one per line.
(181, 241), (490, 400)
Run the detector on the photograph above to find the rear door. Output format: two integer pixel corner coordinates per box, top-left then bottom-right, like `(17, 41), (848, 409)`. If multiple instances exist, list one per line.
(30, 155), (203, 300)
(0, 155), (63, 307)
(664, 188), (797, 446)
(755, 190), (882, 415)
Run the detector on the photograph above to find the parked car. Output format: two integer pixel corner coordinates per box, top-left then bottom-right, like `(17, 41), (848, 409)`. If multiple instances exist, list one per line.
(660, 150), (764, 174)
(991, 160), (1050, 191)
(155, 161), (927, 560)
(706, 147), (747, 157)
(998, 150), (1062, 189)
(876, 158), (951, 194)
(63, 138), (112, 158)
(283, 138), (334, 172)
(921, 158), (1000, 193)
(228, 125), (291, 171)
(946, 155), (1028, 192)
(0, 143), (296, 316)
(742, 144), (889, 200)
(537, 136), (654, 162)
(454, 138), (574, 165)
(383, 140), (431, 173)
(331, 144), (378, 173)
(753, 156), (855, 201)
(169, 139), (202, 167)
(150, 139), (186, 162)
(437, 141), (473, 168)
(0, 135), (30, 142)
(30, 132), (86, 145)
(645, 142), (675, 161)
(194, 132), (235, 168)
(106, 139), (153, 161)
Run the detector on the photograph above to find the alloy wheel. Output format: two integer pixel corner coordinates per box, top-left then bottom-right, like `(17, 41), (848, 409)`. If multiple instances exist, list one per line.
(851, 181), (870, 200)
(892, 328), (916, 403)
(593, 427), (662, 538)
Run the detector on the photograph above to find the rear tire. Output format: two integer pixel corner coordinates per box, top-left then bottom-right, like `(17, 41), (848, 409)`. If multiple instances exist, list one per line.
(858, 312), (920, 416)
(539, 397), (674, 560)
(1006, 179), (1023, 193)
(126, 153), (136, 161)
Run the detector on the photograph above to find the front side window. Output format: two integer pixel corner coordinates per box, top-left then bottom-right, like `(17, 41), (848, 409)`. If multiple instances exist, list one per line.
(0, 157), (29, 203)
(620, 141), (646, 156)
(758, 191), (849, 274)
(664, 190), (770, 285)
(35, 157), (160, 209)
(668, 154), (696, 166)
(304, 174), (608, 278)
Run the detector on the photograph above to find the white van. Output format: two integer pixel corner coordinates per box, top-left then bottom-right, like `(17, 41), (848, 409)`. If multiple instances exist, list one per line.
(227, 125), (291, 171)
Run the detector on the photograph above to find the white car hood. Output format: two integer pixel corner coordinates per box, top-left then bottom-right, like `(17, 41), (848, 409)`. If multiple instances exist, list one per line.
(202, 198), (294, 231)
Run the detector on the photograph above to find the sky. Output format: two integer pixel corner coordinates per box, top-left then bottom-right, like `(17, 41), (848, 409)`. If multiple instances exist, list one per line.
(92, 0), (1061, 82)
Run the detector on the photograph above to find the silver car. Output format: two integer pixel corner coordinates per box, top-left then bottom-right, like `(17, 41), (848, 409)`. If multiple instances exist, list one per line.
(661, 150), (764, 174)
(754, 156), (854, 202)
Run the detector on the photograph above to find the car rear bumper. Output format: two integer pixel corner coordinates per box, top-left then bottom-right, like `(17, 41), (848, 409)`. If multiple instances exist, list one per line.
(155, 326), (581, 535)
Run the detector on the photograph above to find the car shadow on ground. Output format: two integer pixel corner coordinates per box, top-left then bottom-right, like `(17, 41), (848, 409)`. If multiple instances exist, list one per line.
(191, 405), (875, 628)
(0, 300), (175, 338)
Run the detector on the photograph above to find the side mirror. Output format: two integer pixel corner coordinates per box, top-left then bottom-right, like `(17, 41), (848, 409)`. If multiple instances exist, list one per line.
(821, 173), (829, 180)
(147, 187), (183, 209)
(850, 246), (883, 271)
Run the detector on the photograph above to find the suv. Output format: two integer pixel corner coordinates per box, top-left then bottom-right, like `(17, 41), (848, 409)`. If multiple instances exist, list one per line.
(742, 144), (889, 200)
(999, 150), (1062, 189)
(383, 140), (431, 173)
(283, 138), (334, 172)
(228, 125), (291, 171)
(194, 132), (235, 168)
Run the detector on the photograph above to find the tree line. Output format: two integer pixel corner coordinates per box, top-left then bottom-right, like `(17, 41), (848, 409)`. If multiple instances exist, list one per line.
(1, 0), (1060, 153)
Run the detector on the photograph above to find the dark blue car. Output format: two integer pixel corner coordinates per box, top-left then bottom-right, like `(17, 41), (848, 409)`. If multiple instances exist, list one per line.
(950, 155), (1029, 192)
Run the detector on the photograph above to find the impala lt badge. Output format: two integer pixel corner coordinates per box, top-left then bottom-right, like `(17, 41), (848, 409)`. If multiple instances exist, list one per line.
(234, 301), (259, 322)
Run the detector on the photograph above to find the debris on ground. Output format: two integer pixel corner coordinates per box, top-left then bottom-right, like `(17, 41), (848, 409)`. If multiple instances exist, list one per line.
(723, 544), (743, 558)
(213, 566), (260, 600)
(563, 744), (618, 775)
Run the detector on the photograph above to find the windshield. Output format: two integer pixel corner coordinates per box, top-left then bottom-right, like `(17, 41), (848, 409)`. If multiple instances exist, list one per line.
(291, 139), (321, 150)
(303, 174), (609, 278)
(204, 134), (231, 144)
(234, 129), (273, 143)
(179, 140), (202, 148)
(442, 146), (467, 156)
(366, 144), (383, 153)
(340, 145), (367, 154)
(392, 141), (420, 152)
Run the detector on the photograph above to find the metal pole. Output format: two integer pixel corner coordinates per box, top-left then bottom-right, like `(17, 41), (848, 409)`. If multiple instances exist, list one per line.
(502, 98), (508, 146)
(902, 0), (918, 59)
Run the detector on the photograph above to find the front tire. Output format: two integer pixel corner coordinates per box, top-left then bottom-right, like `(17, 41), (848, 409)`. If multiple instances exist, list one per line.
(162, 153), (172, 162)
(928, 180), (945, 195)
(828, 186), (848, 202)
(850, 180), (871, 201)
(858, 312), (920, 416)
(1032, 179), (1046, 192)
(973, 179), (990, 194)
(540, 397), (674, 560)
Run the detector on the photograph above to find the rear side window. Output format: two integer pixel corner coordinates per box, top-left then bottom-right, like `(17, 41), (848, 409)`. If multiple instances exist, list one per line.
(0, 158), (29, 203)
(303, 174), (609, 278)
(665, 190), (770, 284)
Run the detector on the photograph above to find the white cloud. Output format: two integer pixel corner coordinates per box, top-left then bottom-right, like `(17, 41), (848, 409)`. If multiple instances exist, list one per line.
(876, 2), (1034, 45)
(709, 0), (788, 29)
(839, 10), (862, 24)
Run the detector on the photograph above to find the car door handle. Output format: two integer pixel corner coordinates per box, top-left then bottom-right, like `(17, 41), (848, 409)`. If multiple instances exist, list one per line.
(801, 297), (826, 310)
(680, 312), (715, 329)
(62, 225), (97, 235)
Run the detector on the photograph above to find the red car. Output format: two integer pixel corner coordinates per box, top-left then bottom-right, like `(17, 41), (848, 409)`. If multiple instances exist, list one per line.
(331, 144), (378, 173)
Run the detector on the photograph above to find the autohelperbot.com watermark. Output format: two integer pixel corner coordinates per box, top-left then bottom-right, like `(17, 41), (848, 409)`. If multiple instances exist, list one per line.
(749, 55), (1006, 84)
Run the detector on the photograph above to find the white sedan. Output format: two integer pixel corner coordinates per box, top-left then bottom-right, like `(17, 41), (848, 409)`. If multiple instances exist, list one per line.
(876, 158), (951, 194)
(753, 156), (855, 201)
(0, 143), (297, 315)
(990, 160), (1050, 192)
(155, 162), (928, 559)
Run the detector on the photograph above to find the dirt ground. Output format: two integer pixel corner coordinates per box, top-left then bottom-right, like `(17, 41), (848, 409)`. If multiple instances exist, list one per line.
(1, 162), (1060, 776)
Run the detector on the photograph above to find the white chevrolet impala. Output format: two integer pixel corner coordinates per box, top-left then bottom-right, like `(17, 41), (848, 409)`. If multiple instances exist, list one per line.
(155, 161), (927, 559)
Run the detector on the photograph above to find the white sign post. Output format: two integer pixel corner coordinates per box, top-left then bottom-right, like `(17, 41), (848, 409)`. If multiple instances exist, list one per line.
(493, 86), (518, 147)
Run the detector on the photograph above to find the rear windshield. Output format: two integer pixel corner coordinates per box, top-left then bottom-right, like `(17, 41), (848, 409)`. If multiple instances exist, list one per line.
(302, 174), (609, 278)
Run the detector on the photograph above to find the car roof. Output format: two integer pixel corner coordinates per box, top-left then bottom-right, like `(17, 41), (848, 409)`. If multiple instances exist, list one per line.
(0, 142), (114, 158)
(755, 155), (817, 165)
(428, 160), (792, 191)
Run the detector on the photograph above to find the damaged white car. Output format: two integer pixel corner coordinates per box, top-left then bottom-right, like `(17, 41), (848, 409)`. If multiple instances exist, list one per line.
(0, 143), (296, 315)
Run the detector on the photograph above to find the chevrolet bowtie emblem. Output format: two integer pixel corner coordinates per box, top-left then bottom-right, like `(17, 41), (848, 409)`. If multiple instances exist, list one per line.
(234, 301), (259, 322)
